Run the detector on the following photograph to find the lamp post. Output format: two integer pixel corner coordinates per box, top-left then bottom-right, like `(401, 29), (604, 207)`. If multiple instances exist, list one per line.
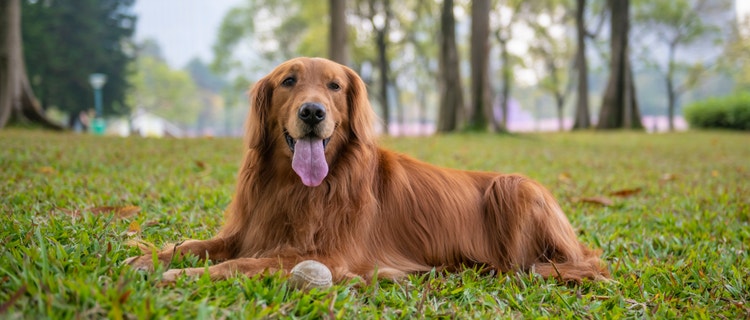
(89, 73), (107, 135)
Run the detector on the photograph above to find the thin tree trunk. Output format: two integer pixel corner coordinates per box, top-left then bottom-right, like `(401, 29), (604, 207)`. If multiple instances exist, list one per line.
(500, 41), (511, 128)
(497, 36), (511, 128)
(573, 0), (591, 129)
(376, 26), (389, 135)
(666, 42), (676, 131)
(437, 0), (463, 132)
(556, 93), (564, 132)
(329, 0), (348, 65)
(626, 61), (642, 128)
(367, 0), (391, 135)
(469, 0), (497, 131)
(0, 0), (63, 130)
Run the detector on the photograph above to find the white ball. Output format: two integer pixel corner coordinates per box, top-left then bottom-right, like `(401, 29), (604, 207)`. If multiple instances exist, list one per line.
(289, 260), (333, 289)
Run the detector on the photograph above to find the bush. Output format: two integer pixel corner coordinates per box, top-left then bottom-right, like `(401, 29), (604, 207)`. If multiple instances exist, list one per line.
(684, 93), (750, 130)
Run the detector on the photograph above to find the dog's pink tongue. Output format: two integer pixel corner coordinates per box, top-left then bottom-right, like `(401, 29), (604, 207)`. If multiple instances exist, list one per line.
(292, 137), (328, 187)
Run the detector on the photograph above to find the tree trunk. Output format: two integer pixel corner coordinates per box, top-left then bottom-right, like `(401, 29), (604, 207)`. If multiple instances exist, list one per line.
(0, 0), (63, 130)
(469, 0), (497, 131)
(666, 42), (676, 131)
(572, 0), (591, 129)
(496, 35), (511, 129)
(368, 0), (391, 135)
(625, 50), (642, 129)
(556, 93), (564, 132)
(375, 26), (390, 135)
(328, 0), (348, 65)
(597, 0), (642, 130)
(436, 0), (463, 133)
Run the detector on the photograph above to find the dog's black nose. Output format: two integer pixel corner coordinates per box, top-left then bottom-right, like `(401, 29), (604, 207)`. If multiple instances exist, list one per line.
(298, 103), (326, 125)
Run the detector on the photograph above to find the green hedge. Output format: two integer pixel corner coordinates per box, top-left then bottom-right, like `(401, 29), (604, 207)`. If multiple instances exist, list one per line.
(684, 93), (750, 130)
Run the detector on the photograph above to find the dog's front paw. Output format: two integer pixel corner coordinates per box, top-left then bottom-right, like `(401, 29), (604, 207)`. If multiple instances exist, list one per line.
(161, 269), (185, 282)
(123, 255), (156, 272)
(162, 267), (205, 282)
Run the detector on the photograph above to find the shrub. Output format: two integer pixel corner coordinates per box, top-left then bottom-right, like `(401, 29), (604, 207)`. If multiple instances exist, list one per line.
(684, 93), (750, 130)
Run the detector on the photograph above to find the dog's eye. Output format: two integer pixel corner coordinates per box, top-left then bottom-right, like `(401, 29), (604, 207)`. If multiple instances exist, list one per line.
(327, 82), (341, 91)
(281, 77), (296, 87)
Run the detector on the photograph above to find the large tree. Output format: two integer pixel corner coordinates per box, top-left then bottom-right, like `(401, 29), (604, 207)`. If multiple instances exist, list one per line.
(633, 0), (729, 131)
(329, 0), (348, 65)
(0, 0), (63, 130)
(572, 0), (590, 129)
(21, 0), (136, 127)
(469, 0), (496, 131)
(597, 0), (642, 129)
(436, 0), (463, 132)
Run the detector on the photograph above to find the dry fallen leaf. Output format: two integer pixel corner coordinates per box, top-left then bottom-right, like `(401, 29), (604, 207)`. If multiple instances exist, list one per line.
(578, 196), (614, 206)
(195, 160), (207, 170)
(558, 172), (573, 183)
(89, 206), (141, 219)
(126, 220), (141, 236)
(59, 208), (81, 217)
(116, 206), (141, 219)
(609, 187), (642, 197)
(660, 173), (677, 182)
(38, 166), (56, 174)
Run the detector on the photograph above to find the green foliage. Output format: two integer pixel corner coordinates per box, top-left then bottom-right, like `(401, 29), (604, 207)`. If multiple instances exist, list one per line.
(720, 18), (750, 92)
(631, 0), (729, 104)
(1, 129), (749, 318)
(21, 0), (136, 122)
(211, 0), (328, 77)
(126, 43), (202, 127)
(684, 93), (750, 130)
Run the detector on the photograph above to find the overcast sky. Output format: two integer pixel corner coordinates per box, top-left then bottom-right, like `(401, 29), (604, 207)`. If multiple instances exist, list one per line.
(133, 0), (243, 69)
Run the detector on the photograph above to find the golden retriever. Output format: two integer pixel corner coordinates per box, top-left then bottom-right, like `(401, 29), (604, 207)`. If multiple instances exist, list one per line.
(125, 57), (609, 283)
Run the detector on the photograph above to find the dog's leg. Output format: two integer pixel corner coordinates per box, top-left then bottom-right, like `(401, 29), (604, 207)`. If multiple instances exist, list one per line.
(123, 237), (233, 272)
(484, 175), (609, 282)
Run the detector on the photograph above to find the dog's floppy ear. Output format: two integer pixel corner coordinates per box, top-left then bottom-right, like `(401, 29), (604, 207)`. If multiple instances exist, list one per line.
(245, 76), (272, 150)
(344, 66), (376, 145)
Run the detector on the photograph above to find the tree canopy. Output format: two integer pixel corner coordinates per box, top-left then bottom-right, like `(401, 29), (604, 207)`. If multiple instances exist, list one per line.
(21, 0), (136, 125)
(126, 40), (202, 128)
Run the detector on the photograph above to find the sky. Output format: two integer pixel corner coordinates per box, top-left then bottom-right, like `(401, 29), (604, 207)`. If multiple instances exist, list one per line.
(134, 0), (749, 70)
(132, 0), (243, 69)
(738, 0), (750, 21)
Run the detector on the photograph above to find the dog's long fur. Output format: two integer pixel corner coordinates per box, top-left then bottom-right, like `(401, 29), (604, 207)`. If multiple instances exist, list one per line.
(125, 57), (608, 283)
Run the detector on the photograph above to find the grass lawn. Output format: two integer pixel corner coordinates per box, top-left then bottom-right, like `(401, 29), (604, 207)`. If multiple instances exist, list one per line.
(1, 128), (748, 318)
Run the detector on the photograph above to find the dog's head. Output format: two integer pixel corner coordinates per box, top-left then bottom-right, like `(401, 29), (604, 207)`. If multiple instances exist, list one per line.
(246, 57), (376, 187)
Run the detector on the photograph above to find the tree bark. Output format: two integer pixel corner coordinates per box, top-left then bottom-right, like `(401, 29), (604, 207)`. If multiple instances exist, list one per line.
(0, 0), (63, 130)
(436, 0), (463, 133)
(597, 0), (642, 130)
(495, 32), (511, 129)
(666, 42), (676, 131)
(367, 0), (391, 135)
(469, 0), (497, 131)
(328, 0), (348, 66)
(572, 0), (591, 129)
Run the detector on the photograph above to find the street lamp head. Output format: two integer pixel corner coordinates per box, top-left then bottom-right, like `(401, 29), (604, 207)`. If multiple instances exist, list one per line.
(89, 73), (107, 89)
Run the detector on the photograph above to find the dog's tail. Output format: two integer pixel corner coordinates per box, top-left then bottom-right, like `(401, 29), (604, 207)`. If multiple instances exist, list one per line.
(483, 174), (609, 282)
